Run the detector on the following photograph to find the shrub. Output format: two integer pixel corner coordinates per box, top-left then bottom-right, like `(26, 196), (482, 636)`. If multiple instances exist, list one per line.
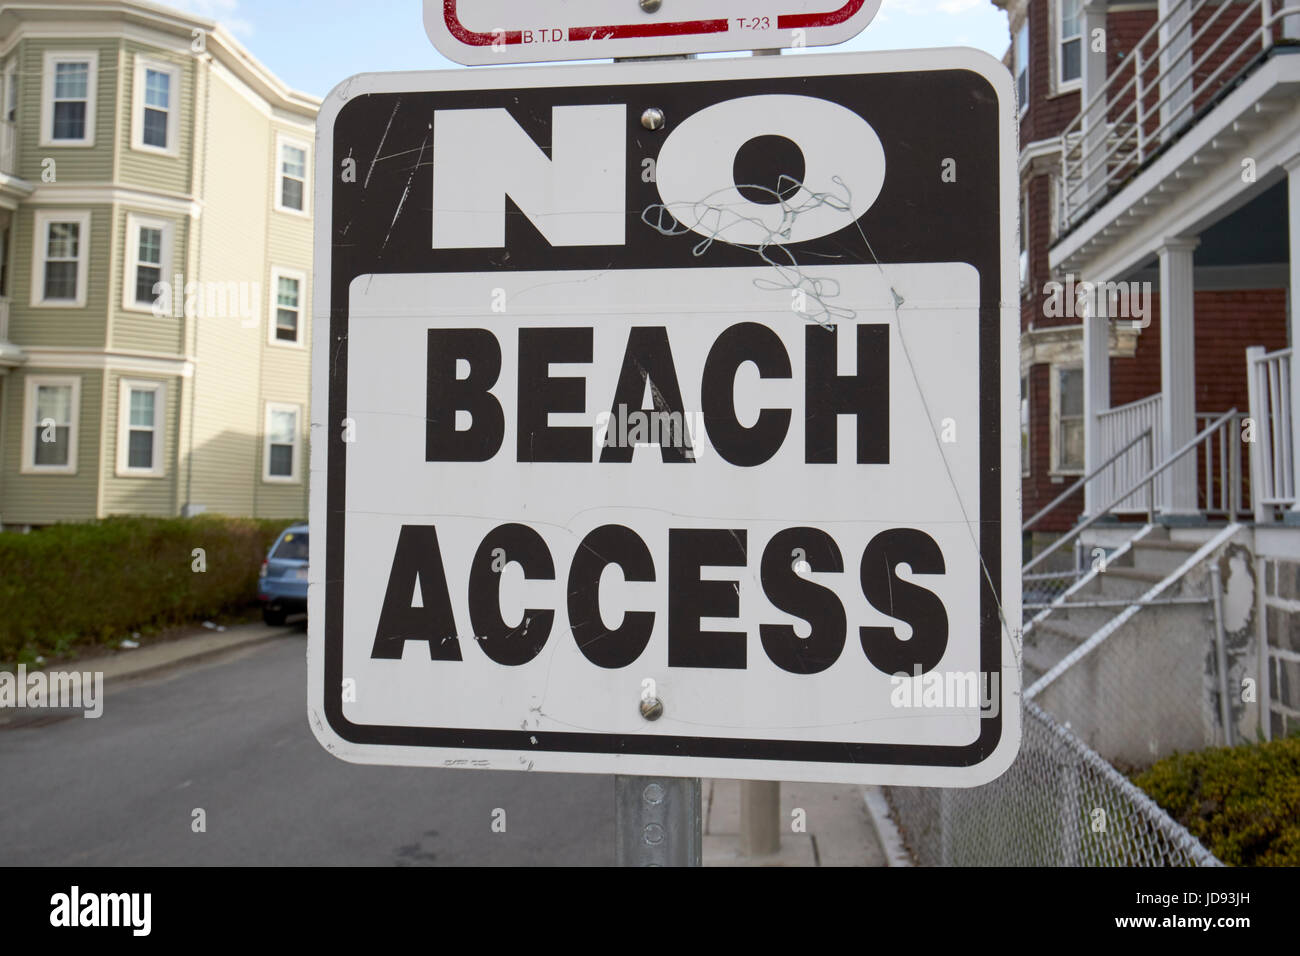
(1132, 736), (1300, 866)
(0, 515), (296, 663)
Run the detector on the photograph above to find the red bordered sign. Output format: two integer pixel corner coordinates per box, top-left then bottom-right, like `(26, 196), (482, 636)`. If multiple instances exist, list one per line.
(425, 0), (882, 65)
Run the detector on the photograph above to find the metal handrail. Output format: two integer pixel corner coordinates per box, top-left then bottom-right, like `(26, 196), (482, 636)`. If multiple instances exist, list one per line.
(1023, 408), (1238, 575)
(1024, 596), (1210, 611)
(1059, 0), (1300, 229)
(1022, 427), (1152, 532)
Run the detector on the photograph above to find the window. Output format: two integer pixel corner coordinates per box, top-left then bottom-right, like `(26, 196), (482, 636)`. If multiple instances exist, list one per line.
(31, 210), (91, 307)
(1021, 375), (1031, 476)
(1054, 366), (1084, 473)
(1019, 191), (1030, 290)
(1058, 0), (1082, 89)
(117, 380), (166, 476)
(4, 60), (16, 123)
(1049, 175), (1062, 243)
(132, 57), (180, 154)
(1015, 21), (1029, 114)
(41, 51), (97, 146)
(275, 134), (310, 214)
(264, 403), (301, 482)
(273, 532), (309, 561)
(268, 267), (306, 345)
(124, 214), (172, 311)
(22, 375), (80, 474)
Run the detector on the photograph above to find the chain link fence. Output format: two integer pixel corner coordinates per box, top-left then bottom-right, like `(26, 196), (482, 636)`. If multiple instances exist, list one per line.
(1022, 565), (1088, 613)
(886, 701), (1221, 866)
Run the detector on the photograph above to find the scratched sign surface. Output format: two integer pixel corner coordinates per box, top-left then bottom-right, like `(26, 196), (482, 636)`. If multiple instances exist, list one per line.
(424, 0), (883, 64)
(309, 50), (1021, 785)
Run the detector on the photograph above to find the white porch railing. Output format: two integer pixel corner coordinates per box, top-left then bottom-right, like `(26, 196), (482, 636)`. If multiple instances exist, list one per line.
(0, 119), (13, 177)
(1026, 409), (1242, 578)
(1197, 411), (1251, 519)
(1096, 394), (1251, 518)
(1059, 0), (1300, 231)
(1246, 345), (1295, 520)
(1097, 394), (1162, 513)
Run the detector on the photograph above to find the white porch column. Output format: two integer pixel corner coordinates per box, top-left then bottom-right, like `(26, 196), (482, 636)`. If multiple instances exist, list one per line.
(1286, 157), (1300, 517)
(1083, 292), (1110, 515)
(1157, 0), (1194, 140)
(1158, 237), (1199, 517)
(1081, 1), (1109, 206)
(1285, 6), (1300, 40)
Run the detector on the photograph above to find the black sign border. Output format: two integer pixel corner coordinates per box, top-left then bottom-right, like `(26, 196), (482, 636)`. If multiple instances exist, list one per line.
(320, 58), (1009, 770)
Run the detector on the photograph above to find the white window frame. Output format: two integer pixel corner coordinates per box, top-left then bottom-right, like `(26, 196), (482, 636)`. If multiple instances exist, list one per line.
(1049, 363), (1085, 475)
(40, 50), (98, 147)
(31, 209), (91, 308)
(1015, 20), (1030, 117)
(1021, 374), (1032, 477)
(1019, 189), (1030, 292)
(4, 58), (17, 124)
(131, 55), (181, 156)
(263, 402), (302, 484)
(274, 132), (311, 216)
(1049, 174), (1063, 243)
(123, 213), (173, 313)
(1055, 0), (1083, 94)
(267, 266), (307, 347)
(116, 378), (166, 477)
(21, 374), (80, 475)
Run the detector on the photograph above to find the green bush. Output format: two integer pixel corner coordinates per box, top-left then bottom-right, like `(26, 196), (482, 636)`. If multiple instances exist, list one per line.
(1132, 736), (1300, 866)
(0, 515), (297, 663)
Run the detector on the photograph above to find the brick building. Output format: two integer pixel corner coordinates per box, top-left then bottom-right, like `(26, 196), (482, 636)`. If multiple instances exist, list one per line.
(997, 0), (1300, 738)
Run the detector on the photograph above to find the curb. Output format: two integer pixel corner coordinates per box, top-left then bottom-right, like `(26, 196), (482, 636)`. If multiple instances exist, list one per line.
(1, 624), (295, 729)
(99, 627), (291, 687)
(862, 786), (914, 866)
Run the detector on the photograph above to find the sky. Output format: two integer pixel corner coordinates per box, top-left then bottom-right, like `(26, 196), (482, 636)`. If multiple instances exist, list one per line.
(165, 0), (1012, 100)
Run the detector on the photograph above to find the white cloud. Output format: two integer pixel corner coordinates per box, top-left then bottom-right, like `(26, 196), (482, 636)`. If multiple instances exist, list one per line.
(160, 0), (253, 36)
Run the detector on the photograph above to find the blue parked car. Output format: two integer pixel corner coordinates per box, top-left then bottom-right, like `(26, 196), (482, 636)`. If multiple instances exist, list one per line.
(259, 524), (308, 626)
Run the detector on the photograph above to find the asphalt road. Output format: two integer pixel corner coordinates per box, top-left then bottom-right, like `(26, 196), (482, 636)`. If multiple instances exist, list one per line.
(0, 630), (615, 865)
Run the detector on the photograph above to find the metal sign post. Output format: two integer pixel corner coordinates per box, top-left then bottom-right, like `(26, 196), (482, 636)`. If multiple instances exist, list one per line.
(615, 776), (702, 866)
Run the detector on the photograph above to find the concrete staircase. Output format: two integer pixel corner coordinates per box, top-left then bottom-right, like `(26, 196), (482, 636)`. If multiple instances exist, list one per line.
(1022, 525), (1207, 686)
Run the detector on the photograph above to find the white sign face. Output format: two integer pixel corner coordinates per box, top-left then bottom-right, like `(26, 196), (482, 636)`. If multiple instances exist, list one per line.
(424, 0), (883, 65)
(311, 50), (1021, 786)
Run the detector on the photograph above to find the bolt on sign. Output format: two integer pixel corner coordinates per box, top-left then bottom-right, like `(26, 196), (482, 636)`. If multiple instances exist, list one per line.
(309, 49), (1022, 785)
(424, 0), (883, 64)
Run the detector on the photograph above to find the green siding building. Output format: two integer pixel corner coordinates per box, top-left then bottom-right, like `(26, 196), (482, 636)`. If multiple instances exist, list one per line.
(0, 0), (318, 527)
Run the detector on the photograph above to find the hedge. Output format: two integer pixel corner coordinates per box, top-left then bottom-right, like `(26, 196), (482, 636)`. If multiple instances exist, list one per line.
(1133, 736), (1300, 866)
(0, 515), (296, 663)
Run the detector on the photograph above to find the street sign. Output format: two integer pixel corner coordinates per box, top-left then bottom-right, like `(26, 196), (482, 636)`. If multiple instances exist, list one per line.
(424, 0), (883, 65)
(309, 49), (1021, 785)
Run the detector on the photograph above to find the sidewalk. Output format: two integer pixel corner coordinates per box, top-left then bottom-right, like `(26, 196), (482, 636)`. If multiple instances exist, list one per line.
(0, 621), (294, 729)
(91, 621), (296, 685)
(703, 778), (894, 866)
